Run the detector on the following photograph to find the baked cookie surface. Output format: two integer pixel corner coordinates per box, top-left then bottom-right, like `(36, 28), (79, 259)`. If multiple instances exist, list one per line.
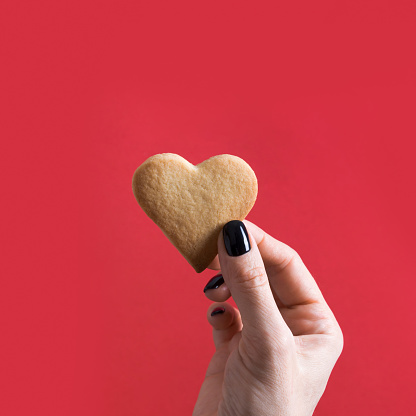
(132, 153), (257, 272)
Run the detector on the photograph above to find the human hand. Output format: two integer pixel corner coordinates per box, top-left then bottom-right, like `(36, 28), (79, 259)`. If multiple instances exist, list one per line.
(193, 220), (343, 416)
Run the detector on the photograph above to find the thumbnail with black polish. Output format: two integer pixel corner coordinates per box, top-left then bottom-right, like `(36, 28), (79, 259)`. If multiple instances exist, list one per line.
(223, 220), (251, 256)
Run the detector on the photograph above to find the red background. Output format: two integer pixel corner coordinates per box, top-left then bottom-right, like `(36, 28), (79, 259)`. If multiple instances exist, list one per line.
(1, 1), (415, 415)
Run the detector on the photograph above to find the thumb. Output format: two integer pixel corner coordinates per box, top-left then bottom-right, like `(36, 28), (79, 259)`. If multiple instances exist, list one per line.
(218, 221), (291, 351)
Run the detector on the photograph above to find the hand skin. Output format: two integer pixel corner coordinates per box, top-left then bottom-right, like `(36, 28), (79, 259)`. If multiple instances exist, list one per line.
(193, 221), (343, 416)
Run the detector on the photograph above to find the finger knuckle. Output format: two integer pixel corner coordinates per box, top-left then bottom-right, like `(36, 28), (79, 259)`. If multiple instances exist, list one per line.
(334, 326), (344, 357)
(284, 248), (300, 267)
(323, 320), (344, 357)
(235, 265), (268, 291)
(268, 245), (301, 274)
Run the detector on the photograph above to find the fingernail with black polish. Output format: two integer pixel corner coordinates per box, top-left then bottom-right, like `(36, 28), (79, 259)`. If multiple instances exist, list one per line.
(211, 307), (225, 316)
(203, 274), (224, 293)
(223, 220), (251, 256)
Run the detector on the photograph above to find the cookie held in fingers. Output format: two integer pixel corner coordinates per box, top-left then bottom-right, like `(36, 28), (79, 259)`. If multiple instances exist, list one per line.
(132, 153), (258, 273)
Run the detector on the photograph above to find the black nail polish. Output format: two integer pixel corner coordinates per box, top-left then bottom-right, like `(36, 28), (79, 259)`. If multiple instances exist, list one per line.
(223, 220), (251, 256)
(203, 274), (224, 293)
(211, 307), (225, 316)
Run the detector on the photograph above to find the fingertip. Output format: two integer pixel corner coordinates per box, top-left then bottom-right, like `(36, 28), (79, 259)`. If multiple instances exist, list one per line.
(204, 273), (231, 301)
(204, 283), (231, 302)
(207, 303), (232, 329)
(207, 303), (241, 331)
(207, 255), (221, 270)
(207, 304), (243, 350)
(243, 220), (266, 246)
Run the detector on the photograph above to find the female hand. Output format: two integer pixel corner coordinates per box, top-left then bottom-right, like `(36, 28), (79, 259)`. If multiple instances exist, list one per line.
(193, 220), (343, 416)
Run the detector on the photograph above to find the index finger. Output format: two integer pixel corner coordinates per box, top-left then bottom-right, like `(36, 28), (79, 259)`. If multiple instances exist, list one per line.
(207, 256), (221, 270)
(244, 220), (324, 308)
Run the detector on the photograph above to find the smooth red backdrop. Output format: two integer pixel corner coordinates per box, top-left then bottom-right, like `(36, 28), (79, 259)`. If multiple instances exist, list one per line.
(1, 1), (415, 415)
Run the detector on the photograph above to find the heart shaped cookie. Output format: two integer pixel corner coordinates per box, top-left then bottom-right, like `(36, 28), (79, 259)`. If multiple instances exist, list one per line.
(132, 154), (258, 272)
